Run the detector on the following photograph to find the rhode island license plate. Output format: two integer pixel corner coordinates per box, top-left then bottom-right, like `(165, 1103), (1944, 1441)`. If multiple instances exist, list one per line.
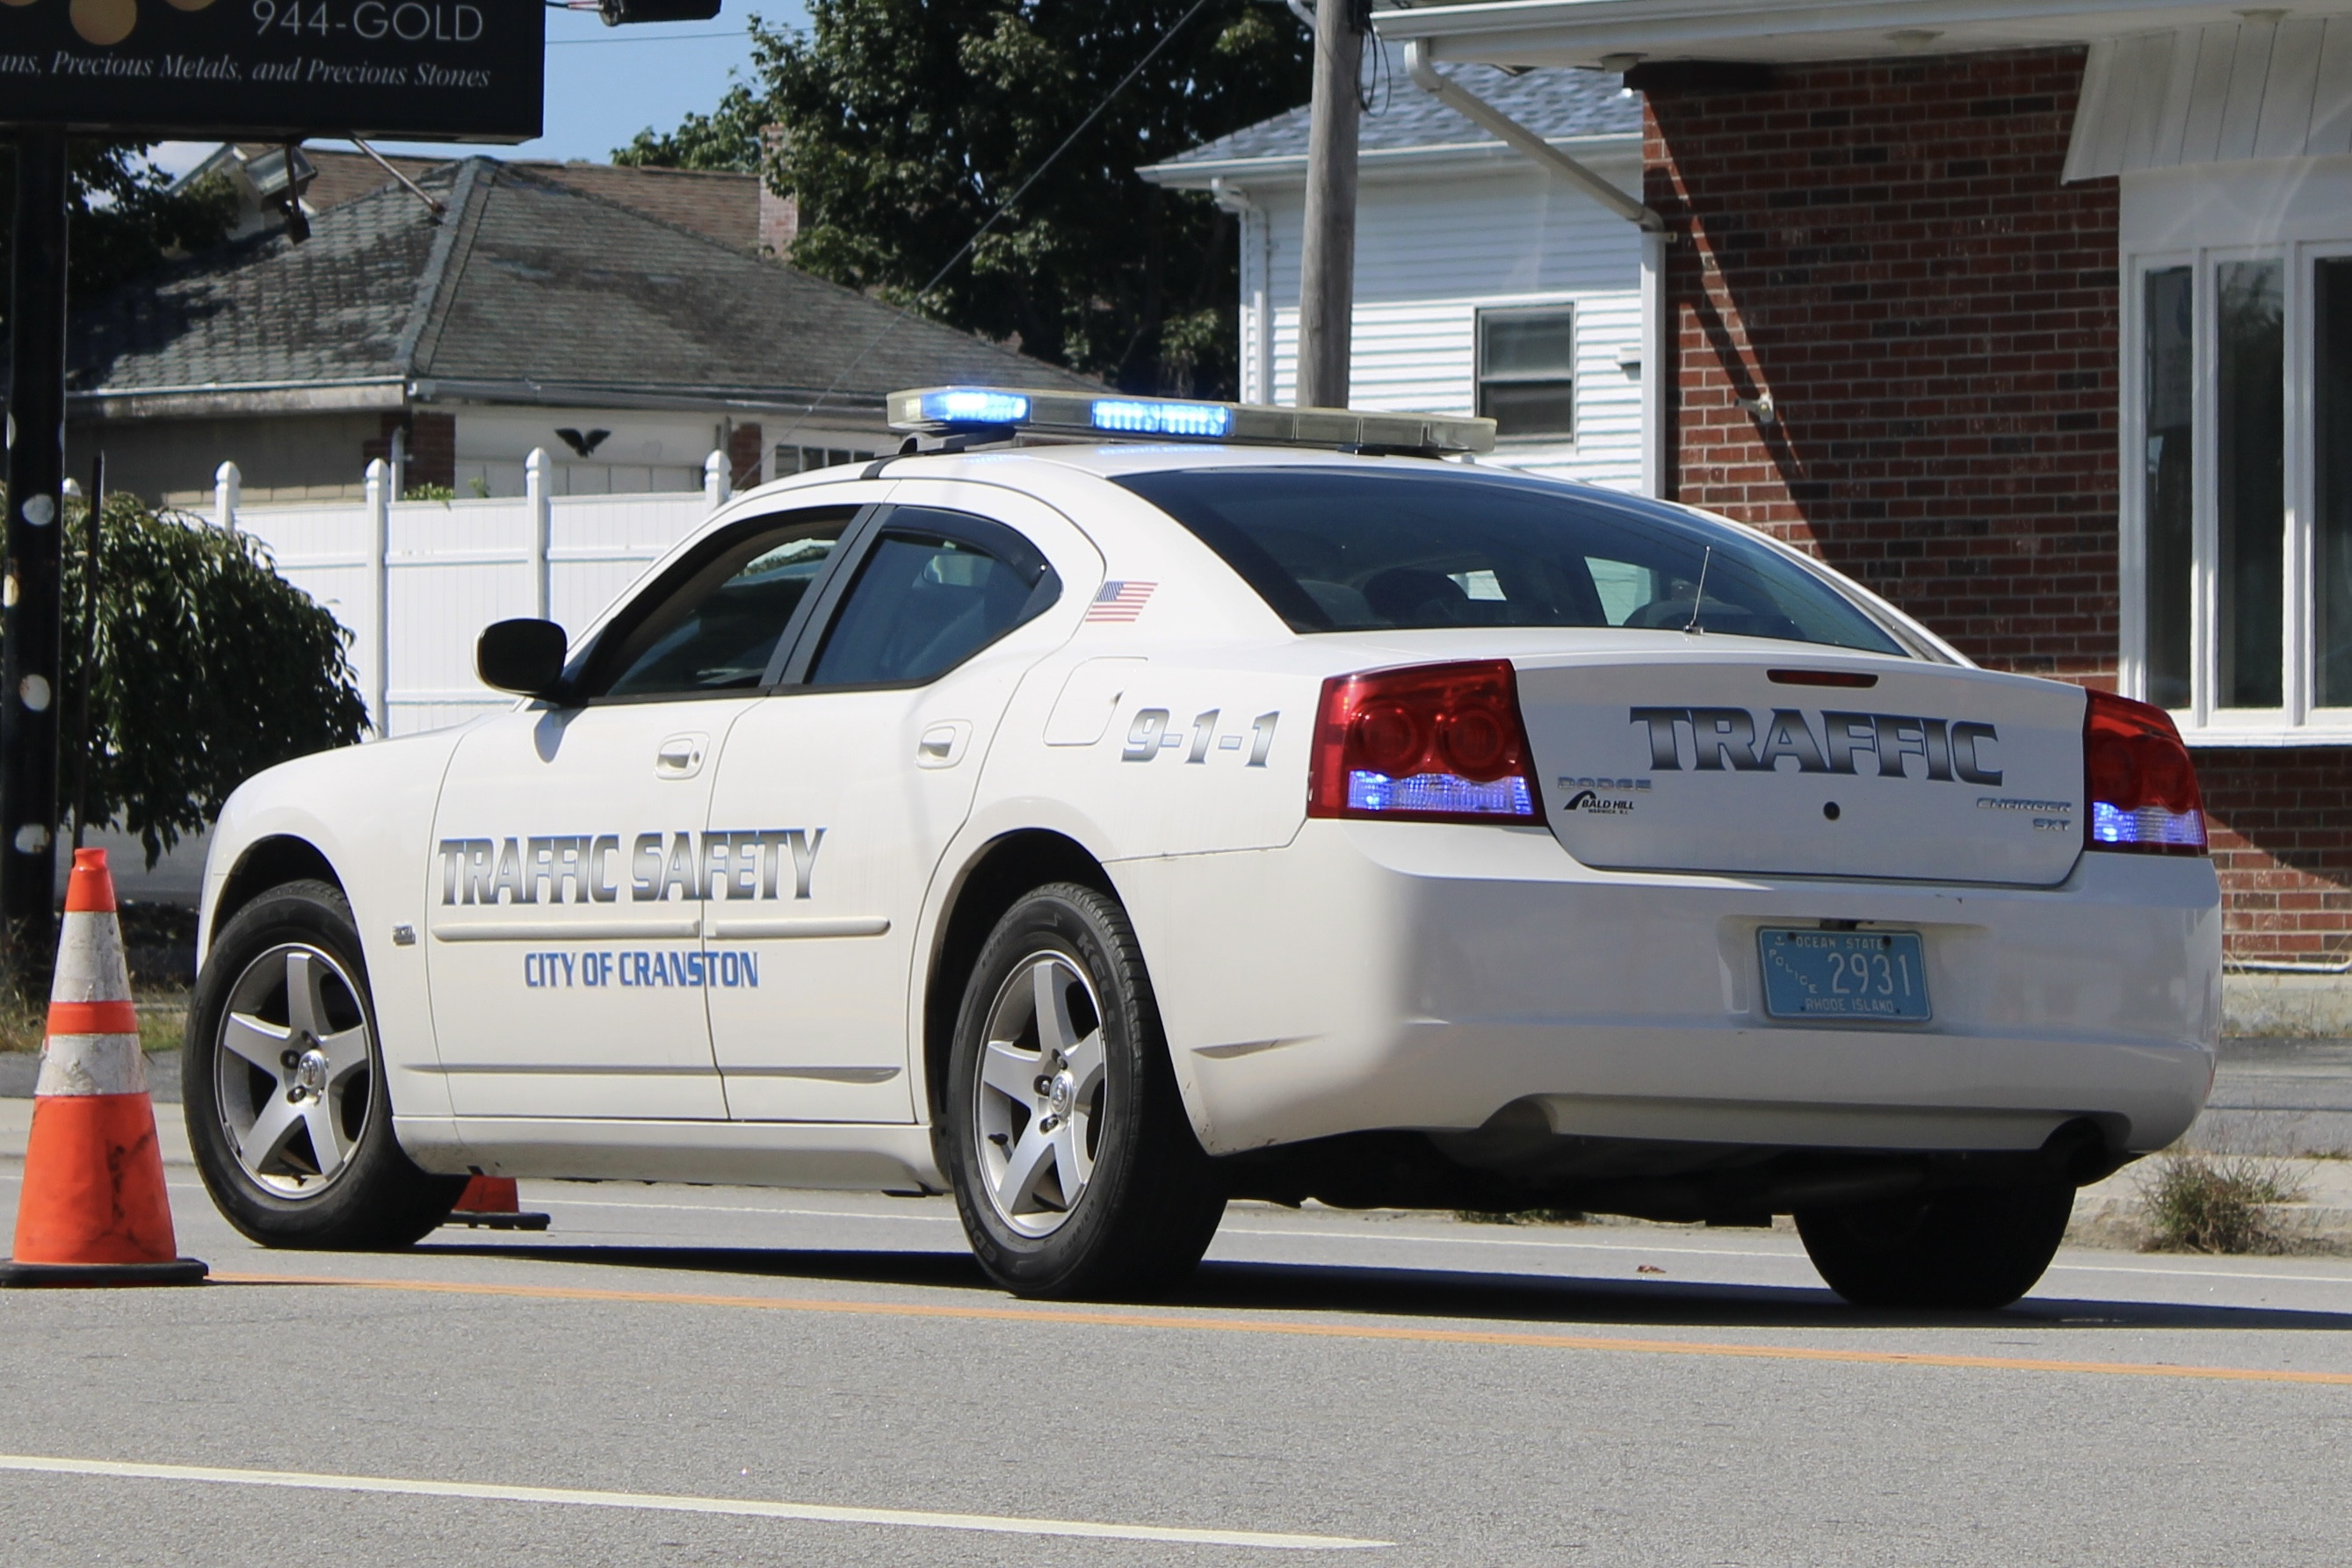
(1757, 928), (1931, 1022)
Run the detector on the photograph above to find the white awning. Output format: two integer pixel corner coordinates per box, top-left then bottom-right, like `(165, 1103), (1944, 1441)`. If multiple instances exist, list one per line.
(2064, 18), (2352, 179)
(1374, 1), (2352, 73)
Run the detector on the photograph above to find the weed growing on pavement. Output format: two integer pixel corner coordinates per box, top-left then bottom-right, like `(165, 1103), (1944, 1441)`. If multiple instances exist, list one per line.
(2138, 1151), (2307, 1253)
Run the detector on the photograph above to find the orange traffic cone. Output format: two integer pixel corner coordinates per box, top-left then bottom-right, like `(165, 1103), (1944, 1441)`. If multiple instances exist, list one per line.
(1, 849), (206, 1287)
(446, 1174), (549, 1232)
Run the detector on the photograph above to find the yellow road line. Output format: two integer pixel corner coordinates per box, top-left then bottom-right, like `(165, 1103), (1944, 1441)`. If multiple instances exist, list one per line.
(212, 1271), (2352, 1388)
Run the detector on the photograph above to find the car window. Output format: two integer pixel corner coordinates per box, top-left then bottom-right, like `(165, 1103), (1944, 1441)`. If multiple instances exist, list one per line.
(807, 513), (1059, 688)
(592, 513), (851, 700)
(1115, 466), (1907, 655)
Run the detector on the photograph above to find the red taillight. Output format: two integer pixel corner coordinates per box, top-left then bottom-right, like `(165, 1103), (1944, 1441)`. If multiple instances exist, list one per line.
(1308, 661), (1543, 824)
(2084, 690), (2206, 855)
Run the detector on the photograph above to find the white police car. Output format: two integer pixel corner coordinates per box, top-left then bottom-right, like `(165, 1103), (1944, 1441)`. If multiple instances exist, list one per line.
(185, 387), (2219, 1309)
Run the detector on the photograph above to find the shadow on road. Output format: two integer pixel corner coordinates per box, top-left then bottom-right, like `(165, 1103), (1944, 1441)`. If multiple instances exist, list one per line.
(406, 1241), (2352, 1334)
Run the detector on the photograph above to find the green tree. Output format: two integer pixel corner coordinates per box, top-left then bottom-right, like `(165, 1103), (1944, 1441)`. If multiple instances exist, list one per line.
(0, 141), (238, 333)
(619, 3), (1313, 396)
(613, 84), (769, 172)
(54, 494), (370, 866)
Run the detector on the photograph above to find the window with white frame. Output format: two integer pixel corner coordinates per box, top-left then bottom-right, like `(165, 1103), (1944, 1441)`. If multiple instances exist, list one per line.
(2128, 242), (2352, 737)
(1476, 307), (1576, 440)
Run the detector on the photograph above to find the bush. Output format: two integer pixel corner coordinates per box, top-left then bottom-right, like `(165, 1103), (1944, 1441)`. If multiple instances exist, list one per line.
(1455, 1208), (1587, 1226)
(2138, 1151), (2306, 1254)
(56, 493), (371, 864)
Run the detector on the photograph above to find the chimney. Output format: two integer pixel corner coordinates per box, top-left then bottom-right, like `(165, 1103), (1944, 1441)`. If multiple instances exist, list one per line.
(757, 124), (798, 258)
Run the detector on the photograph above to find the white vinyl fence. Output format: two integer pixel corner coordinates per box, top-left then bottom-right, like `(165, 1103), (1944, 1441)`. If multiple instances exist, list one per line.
(220, 448), (732, 738)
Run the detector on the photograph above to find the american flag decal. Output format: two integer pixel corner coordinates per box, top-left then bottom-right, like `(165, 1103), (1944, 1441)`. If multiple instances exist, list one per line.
(1086, 580), (1156, 623)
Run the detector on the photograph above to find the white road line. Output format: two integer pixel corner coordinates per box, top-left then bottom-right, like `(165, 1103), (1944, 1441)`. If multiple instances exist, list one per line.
(0, 1455), (1388, 1551)
(1219, 1225), (1798, 1261)
(539, 1197), (958, 1223)
(482, 1197), (2352, 1283)
(531, 1196), (1796, 1258)
(2044, 1261), (2352, 1287)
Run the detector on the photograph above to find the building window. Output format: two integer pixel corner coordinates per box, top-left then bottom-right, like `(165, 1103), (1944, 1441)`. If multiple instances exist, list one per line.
(775, 444), (877, 476)
(2317, 259), (2352, 708)
(2128, 247), (2352, 738)
(1476, 308), (1576, 440)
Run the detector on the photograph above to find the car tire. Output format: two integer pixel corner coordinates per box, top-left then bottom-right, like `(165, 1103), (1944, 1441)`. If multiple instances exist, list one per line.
(942, 882), (1227, 1299)
(1794, 1181), (2075, 1311)
(185, 879), (465, 1249)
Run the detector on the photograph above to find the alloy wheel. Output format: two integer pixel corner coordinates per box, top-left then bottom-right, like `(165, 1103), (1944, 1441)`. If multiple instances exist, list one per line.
(972, 950), (1108, 1238)
(212, 943), (375, 1196)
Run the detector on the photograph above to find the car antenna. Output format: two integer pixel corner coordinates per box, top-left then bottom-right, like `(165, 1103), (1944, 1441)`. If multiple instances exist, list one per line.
(1683, 546), (1713, 635)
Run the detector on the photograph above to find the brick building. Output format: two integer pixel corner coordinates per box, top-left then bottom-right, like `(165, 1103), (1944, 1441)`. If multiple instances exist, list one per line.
(1368, 1), (2352, 1026)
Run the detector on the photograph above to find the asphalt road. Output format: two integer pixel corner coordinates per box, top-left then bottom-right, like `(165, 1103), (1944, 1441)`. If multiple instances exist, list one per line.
(4, 1159), (2352, 1567)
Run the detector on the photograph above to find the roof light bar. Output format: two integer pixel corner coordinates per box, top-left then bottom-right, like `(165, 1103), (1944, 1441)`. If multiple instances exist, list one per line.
(889, 387), (1495, 455)
(919, 388), (1031, 425)
(1092, 398), (1234, 438)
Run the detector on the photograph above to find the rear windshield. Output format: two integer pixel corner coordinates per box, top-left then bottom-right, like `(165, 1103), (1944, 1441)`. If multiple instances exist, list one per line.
(1115, 466), (1907, 655)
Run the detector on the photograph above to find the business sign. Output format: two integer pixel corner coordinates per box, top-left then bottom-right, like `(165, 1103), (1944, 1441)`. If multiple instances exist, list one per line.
(0, 0), (544, 141)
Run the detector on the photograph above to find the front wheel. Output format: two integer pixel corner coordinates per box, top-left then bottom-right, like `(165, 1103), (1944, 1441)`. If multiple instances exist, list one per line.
(942, 883), (1226, 1298)
(185, 879), (465, 1249)
(1795, 1181), (2074, 1311)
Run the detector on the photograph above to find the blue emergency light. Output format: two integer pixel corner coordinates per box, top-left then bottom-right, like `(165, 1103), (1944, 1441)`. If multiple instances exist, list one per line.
(888, 387), (1494, 455)
(917, 389), (1032, 425)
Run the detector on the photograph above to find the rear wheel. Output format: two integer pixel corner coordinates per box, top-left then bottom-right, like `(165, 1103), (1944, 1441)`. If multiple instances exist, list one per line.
(185, 879), (465, 1249)
(943, 883), (1226, 1298)
(1795, 1181), (2074, 1310)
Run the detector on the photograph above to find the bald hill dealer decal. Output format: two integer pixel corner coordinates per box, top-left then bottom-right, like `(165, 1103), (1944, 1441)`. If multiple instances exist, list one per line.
(436, 830), (823, 991)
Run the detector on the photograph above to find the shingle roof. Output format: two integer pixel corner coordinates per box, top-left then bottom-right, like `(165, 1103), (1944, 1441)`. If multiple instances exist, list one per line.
(226, 148), (769, 252)
(69, 158), (1094, 404)
(1157, 61), (1638, 167)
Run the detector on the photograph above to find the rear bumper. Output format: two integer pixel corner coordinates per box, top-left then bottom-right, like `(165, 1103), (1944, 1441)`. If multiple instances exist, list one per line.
(1121, 821), (2220, 1160)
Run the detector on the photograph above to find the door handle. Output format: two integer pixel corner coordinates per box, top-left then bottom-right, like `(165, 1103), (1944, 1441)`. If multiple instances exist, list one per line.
(655, 733), (708, 778)
(916, 720), (971, 769)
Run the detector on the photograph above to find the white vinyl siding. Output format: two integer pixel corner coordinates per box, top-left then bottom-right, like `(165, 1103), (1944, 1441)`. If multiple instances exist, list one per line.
(1240, 158), (1646, 492)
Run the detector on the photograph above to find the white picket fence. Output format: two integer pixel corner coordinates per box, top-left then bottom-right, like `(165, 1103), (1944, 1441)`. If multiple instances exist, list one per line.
(220, 449), (731, 738)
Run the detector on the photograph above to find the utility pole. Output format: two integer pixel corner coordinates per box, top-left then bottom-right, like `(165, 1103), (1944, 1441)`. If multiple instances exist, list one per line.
(2, 129), (69, 986)
(1295, 0), (1363, 409)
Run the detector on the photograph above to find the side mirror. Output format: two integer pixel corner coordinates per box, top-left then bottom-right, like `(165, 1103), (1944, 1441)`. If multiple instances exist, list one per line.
(476, 618), (570, 700)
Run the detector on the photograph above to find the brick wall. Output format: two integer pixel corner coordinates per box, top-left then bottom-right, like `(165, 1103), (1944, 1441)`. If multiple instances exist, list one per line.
(1645, 47), (2118, 683)
(727, 421), (764, 491)
(361, 411), (456, 494)
(2198, 749), (2352, 965)
(1643, 48), (2348, 966)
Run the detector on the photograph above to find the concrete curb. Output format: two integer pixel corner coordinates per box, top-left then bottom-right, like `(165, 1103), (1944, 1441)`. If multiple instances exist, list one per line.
(0, 1098), (194, 1167)
(0, 1050), (178, 1104)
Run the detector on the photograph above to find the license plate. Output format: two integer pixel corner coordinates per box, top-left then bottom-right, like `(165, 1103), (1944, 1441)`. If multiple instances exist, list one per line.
(1757, 928), (1931, 1022)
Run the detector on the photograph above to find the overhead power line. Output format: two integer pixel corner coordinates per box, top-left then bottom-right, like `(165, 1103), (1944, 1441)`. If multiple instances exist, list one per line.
(773, 0), (1219, 445)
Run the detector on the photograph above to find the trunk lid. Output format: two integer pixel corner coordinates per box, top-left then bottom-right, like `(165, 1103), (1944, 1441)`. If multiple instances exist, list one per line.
(1516, 651), (2088, 886)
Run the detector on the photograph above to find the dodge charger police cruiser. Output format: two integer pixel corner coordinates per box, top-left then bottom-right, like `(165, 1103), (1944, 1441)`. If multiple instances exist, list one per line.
(185, 387), (2220, 1310)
